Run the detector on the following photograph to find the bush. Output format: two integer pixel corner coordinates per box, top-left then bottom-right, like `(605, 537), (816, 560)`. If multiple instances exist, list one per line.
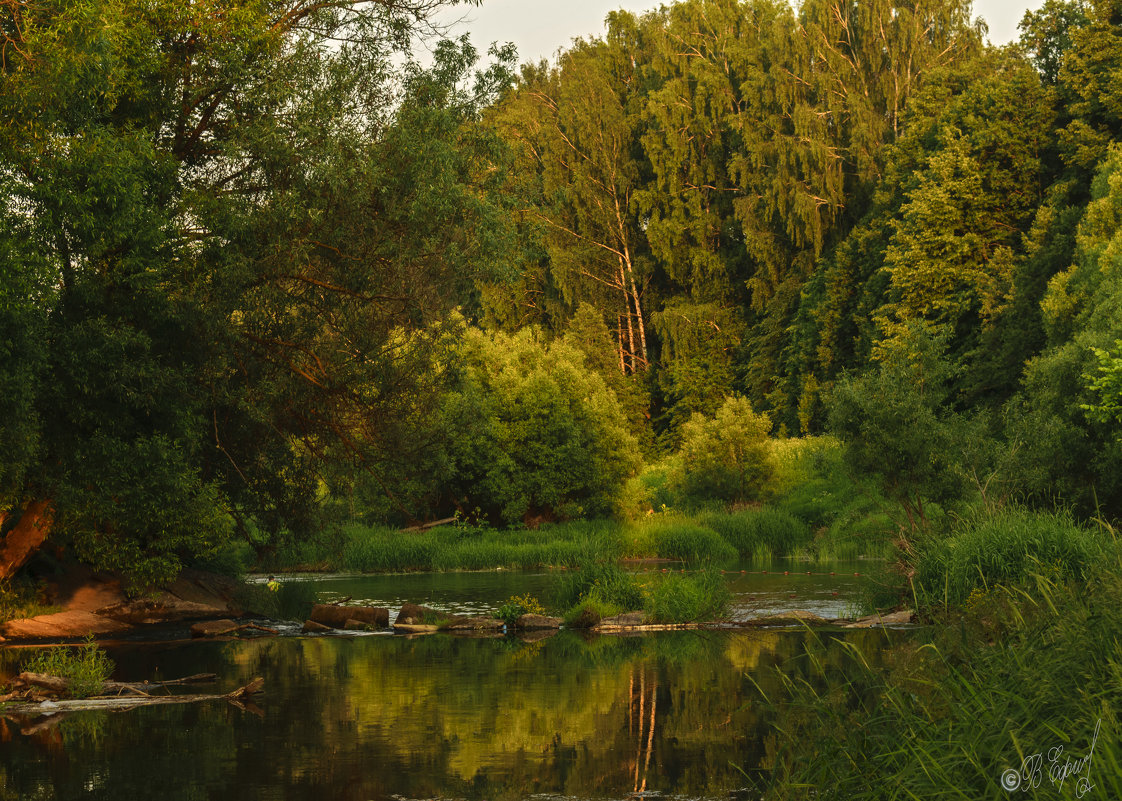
(438, 326), (642, 524)
(24, 636), (114, 699)
(495, 594), (546, 625)
(672, 396), (775, 506)
(912, 507), (1107, 607)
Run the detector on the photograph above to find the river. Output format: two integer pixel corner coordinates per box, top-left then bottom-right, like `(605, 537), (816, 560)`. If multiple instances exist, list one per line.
(1, 562), (904, 800)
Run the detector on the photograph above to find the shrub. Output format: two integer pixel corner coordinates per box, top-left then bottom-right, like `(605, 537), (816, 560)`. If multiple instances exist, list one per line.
(24, 636), (114, 699)
(672, 396), (775, 506)
(439, 326), (642, 524)
(495, 594), (546, 625)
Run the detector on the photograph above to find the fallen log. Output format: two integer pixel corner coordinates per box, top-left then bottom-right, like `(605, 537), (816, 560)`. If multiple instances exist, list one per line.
(1, 676), (263, 716)
(15, 672), (218, 698)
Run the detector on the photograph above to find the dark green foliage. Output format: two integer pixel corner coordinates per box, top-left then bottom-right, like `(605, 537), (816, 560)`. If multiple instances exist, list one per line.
(828, 325), (972, 532)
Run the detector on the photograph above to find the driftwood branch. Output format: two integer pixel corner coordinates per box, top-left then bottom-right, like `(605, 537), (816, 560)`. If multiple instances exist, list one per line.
(1, 674), (262, 716)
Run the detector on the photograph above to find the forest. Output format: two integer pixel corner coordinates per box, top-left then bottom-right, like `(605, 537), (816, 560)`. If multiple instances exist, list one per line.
(2, 0), (1119, 580)
(4, 0), (1122, 796)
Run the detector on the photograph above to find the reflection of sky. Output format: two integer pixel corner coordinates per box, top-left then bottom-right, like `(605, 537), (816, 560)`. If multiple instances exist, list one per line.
(428, 0), (1045, 66)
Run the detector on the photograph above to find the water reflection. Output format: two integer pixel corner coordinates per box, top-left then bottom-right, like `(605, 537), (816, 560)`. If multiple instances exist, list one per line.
(1, 628), (906, 800)
(259, 560), (875, 622)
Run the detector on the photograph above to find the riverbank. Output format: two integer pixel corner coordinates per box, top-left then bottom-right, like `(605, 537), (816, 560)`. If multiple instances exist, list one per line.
(248, 506), (895, 575)
(0, 567), (244, 641)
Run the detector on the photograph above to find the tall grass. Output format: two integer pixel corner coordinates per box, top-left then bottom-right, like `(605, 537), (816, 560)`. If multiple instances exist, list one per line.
(337, 519), (623, 572)
(642, 569), (730, 623)
(628, 515), (739, 564)
(913, 507), (1108, 608)
(554, 560), (731, 624)
(698, 508), (810, 558)
(756, 559), (1122, 800)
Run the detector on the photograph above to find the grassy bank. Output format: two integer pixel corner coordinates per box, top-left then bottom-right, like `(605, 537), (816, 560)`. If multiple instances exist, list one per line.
(253, 503), (889, 574)
(752, 509), (1122, 799)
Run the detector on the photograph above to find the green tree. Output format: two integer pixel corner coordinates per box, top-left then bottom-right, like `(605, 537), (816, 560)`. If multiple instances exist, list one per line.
(0, 0), (511, 586)
(828, 325), (970, 536)
(673, 396), (774, 505)
(438, 326), (641, 524)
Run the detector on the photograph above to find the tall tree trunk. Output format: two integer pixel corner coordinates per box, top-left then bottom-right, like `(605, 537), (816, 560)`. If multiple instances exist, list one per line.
(623, 253), (648, 369)
(0, 499), (54, 581)
(619, 258), (636, 374)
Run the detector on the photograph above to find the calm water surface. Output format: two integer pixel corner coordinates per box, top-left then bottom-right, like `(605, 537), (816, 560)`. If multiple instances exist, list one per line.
(261, 559), (874, 621)
(1, 565), (901, 800)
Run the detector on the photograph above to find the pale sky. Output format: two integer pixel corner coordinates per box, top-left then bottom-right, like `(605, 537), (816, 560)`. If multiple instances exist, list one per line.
(433, 0), (1046, 64)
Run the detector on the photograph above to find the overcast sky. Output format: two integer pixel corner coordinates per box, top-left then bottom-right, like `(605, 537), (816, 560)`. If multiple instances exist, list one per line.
(431, 0), (1045, 65)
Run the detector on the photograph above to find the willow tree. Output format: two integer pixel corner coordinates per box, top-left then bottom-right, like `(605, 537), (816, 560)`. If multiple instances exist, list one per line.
(0, 0), (512, 585)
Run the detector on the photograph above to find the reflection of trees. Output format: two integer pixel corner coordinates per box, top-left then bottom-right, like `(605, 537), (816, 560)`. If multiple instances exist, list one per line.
(0, 629), (909, 800)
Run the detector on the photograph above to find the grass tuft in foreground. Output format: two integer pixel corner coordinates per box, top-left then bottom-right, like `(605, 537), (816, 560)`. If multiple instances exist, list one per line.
(755, 558), (1122, 800)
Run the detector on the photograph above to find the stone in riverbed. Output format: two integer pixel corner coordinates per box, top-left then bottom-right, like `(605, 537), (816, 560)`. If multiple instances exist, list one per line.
(3, 611), (131, 639)
(301, 619), (331, 633)
(310, 604), (388, 629)
(441, 616), (503, 631)
(190, 619), (240, 638)
(594, 612), (648, 630)
(514, 614), (562, 630)
(343, 619), (375, 631)
(395, 603), (441, 625)
(846, 610), (914, 628)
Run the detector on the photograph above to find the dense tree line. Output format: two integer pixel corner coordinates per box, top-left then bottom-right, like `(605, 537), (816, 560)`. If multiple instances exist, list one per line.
(477, 0), (1122, 518)
(3, 0), (1122, 587)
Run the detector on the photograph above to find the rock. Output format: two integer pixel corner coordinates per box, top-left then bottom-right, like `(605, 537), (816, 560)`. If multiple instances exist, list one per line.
(594, 612), (648, 630)
(442, 616), (503, 631)
(846, 610), (915, 629)
(301, 619), (331, 633)
(343, 619), (374, 631)
(567, 606), (602, 629)
(395, 603), (440, 625)
(190, 619), (241, 638)
(514, 614), (563, 630)
(98, 598), (232, 626)
(2, 611), (131, 639)
(310, 604), (389, 629)
(393, 623), (439, 634)
(743, 610), (830, 627)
